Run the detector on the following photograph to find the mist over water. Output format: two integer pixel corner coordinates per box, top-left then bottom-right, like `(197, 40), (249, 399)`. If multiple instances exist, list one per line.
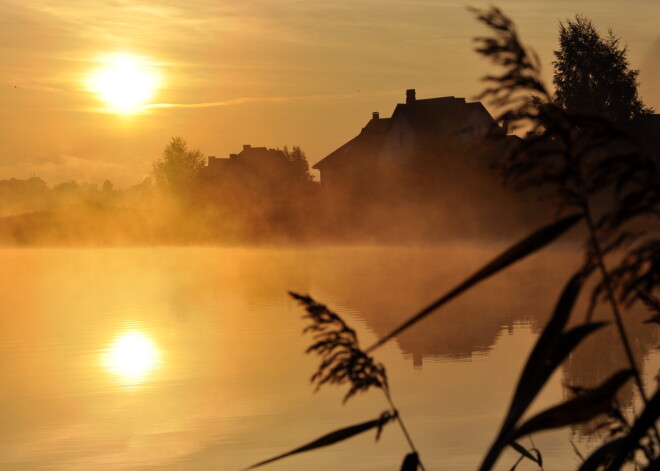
(0, 245), (657, 471)
(0, 141), (553, 247)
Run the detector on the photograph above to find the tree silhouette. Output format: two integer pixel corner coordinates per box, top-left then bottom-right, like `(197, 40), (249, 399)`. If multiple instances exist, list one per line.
(553, 16), (652, 126)
(152, 136), (204, 193)
(281, 145), (314, 182)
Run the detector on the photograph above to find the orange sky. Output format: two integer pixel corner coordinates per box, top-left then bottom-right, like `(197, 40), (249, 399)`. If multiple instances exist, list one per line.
(1, 0), (658, 186)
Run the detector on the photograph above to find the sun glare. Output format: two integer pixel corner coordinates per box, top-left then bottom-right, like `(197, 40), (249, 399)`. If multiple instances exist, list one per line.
(87, 53), (160, 114)
(104, 330), (161, 384)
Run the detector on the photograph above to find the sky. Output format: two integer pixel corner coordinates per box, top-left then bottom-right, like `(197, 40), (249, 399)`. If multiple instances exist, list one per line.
(0, 0), (658, 187)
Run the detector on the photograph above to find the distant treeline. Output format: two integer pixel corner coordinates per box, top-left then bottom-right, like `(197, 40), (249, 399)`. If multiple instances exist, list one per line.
(0, 184), (553, 248)
(0, 175), (155, 245)
(0, 138), (560, 246)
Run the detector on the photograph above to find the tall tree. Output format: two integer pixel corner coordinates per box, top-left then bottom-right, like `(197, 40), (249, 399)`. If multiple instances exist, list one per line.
(152, 136), (204, 192)
(552, 16), (652, 125)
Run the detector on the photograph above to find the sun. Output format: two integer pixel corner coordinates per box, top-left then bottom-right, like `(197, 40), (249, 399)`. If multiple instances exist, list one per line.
(87, 53), (160, 114)
(103, 330), (161, 384)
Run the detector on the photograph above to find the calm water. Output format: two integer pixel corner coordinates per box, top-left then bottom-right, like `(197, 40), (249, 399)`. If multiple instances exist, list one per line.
(0, 245), (657, 471)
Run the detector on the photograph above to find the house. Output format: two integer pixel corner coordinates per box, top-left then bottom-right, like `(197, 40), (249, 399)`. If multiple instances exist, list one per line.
(313, 89), (510, 196)
(198, 144), (316, 201)
(200, 144), (292, 187)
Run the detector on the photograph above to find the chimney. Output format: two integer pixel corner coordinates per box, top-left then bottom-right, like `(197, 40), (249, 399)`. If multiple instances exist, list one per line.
(406, 89), (416, 104)
(372, 112), (379, 120)
(243, 144), (251, 151)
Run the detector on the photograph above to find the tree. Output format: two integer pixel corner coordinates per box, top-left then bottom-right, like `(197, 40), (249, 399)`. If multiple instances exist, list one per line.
(281, 145), (314, 182)
(552, 16), (652, 125)
(152, 136), (205, 192)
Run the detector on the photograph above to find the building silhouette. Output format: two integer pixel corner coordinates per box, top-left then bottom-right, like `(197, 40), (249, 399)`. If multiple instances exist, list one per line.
(310, 89), (543, 239)
(313, 89), (513, 197)
(200, 145), (295, 190)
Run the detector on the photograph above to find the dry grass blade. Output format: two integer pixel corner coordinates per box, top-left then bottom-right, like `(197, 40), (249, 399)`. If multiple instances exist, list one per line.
(245, 411), (397, 470)
(577, 438), (626, 471)
(504, 273), (585, 425)
(510, 441), (542, 467)
(512, 369), (633, 439)
(602, 387), (660, 470)
(479, 272), (606, 471)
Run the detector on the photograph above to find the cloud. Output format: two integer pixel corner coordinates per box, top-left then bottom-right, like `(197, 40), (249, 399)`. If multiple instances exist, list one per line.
(145, 97), (291, 109)
(145, 89), (399, 110)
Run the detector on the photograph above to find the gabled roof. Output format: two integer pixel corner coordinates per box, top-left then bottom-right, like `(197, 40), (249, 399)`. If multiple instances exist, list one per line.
(313, 93), (498, 170)
(313, 117), (391, 170)
(390, 96), (492, 137)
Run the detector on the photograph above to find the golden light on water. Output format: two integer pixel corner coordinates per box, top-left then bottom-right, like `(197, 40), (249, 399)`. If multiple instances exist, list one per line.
(103, 330), (161, 384)
(86, 53), (160, 114)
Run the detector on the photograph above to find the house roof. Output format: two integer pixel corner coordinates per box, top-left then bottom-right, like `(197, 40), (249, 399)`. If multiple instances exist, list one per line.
(392, 97), (491, 136)
(313, 94), (497, 170)
(313, 116), (391, 170)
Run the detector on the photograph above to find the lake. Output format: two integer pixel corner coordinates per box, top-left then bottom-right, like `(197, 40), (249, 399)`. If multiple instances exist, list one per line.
(0, 244), (657, 471)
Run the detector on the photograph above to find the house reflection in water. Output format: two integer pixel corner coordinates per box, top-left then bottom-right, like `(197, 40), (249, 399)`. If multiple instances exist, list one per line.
(312, 245), (658, 408)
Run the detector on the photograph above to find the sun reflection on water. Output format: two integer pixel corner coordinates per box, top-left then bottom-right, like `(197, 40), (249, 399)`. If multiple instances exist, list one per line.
(103, 330), (161, 385)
